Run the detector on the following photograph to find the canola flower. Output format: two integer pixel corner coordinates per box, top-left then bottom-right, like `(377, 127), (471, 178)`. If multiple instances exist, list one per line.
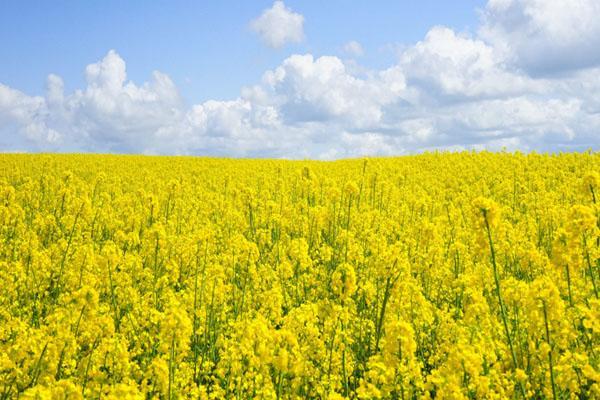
(0, 152), (599, 399)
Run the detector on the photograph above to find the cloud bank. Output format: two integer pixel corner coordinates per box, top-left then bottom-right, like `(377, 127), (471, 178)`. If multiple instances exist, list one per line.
(1, 0), (599, 158)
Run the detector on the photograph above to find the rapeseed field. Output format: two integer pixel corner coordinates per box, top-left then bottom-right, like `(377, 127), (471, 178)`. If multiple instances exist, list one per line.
(0, 152), (598, 399)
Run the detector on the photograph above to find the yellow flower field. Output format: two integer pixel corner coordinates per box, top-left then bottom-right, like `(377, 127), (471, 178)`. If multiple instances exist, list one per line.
(0, 152), (598, 399)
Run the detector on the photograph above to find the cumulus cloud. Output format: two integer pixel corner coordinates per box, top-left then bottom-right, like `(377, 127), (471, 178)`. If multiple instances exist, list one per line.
(0, 84), (59, 150)
(399, 26), (540, 99)
(255, 54), (399, 127)
(1, 51), (185, 153)
(1, 0), (600, 158)
(250, 1), (304, 48)
(480, 0), (600, 75)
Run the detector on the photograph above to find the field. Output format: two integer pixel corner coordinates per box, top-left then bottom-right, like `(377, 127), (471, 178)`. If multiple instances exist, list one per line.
(0, 152), (599, 399)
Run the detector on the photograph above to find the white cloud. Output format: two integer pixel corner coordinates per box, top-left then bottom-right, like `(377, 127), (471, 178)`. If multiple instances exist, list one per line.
(342, 41), (364, 57)
(63, 50), (183, 152)
(0, 84), (59, 149)
(2, 51), (186, 153)
(480, 0), (600, 75)
(250, 1), (304, 49)
(2, 0), (600, 158)
(399, 26), (542, 100)
(257, 54), (398, 128)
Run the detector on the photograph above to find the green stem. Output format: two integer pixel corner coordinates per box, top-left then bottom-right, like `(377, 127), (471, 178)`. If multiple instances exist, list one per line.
(542, 302), (558, 400)
(168, 334), (175, 400)
(482, 210), (526, 399)
(565, 264), (573, 306)
(583, 235), (599, 299)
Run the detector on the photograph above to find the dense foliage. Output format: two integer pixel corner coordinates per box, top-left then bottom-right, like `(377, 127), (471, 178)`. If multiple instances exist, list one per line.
(0, 152), (598, 399)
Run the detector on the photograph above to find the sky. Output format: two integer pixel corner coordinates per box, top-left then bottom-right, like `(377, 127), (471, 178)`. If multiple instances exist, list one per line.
(1, 0), (599, 158)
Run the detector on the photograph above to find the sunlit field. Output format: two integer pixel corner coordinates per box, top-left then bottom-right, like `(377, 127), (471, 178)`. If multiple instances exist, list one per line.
(0, 153), (598, 399)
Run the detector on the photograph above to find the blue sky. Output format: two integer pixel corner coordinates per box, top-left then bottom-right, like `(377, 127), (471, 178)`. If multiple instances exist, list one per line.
(1, 1), (484, 103)
(1, 0), (599, 157)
